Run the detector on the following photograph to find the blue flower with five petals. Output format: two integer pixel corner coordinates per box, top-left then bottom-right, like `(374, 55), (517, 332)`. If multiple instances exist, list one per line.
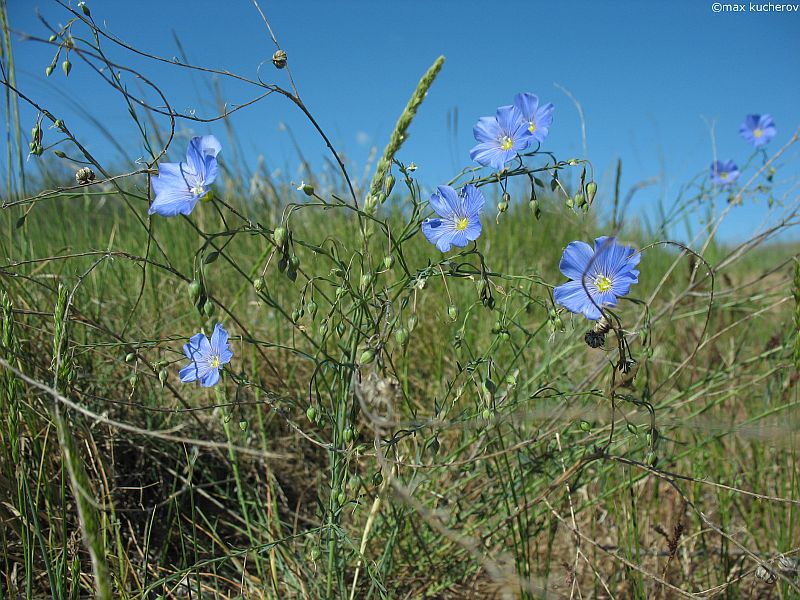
(709, 160), (739, 187)
(553, 237), (640, 321)
(513, 92), (554, 144)
(422, 184), (485, 252)
(469, 105), (532, 170)
(178, 322), (233, 387)
(739, 114), (776, 147)
(149, 135), (222, 217)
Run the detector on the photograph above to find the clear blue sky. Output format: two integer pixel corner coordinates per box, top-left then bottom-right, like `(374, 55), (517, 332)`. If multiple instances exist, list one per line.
(7, 0), (800, 241)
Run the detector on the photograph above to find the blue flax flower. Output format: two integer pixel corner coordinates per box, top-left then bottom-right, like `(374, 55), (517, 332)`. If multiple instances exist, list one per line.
(150, 135), (222, 217)
(470, 105), (532, 170)
(422, 184), (485, 252)
(179, 323), (233, 387)
(554, 237), (640, 320)
(709, 160), (740, 187)
(739, 114), (776, 147)
(513, 93), (554, 144)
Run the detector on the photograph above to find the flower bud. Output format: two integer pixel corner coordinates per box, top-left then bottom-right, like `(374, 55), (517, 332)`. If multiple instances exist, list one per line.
(187, 280), (202, 304)
(273, 226), (287, 248)
(579, 420), (592, 432)
(48, 34), (57, 42)
(158, 368), (168, 387)
(54, 150), (66, 158)
(45, 64), (55, 77)
(62, 60), (72, 76)
(291, 309), (301, 322)
(78, 1), (91, 16)
(447, 304), (458, 321)
(343, 427), (355, 443)
(253, 277), (265, 292)
(299, 182), (314, 196)
(586, 182), (597, 204)
(272, 49), (287, 69)
(407, 315), (417, 332)
(383, 255), (394, 269)
(125, 352), (136, 363)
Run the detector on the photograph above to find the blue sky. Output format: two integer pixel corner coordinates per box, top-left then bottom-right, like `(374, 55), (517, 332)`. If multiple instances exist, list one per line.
(7, 0), (800, 241)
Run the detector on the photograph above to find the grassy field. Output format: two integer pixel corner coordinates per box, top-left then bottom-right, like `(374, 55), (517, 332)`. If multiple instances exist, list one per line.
(2, 5), (800, 599)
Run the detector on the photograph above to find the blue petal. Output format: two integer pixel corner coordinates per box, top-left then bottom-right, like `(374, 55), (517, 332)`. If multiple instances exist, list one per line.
(200, 368), (221, 387)
(149, 187), (199, 217)
(495, 105), (526, 136)
(435, 185), (461, 215)
(179, 360), (214, 383)
(554, 280), (602, 321)
(186, 137), (210, 182)
(200, 135), (222, 158)
(203, 155), (219, 186)
(210, 323), (230, 358)
(183, 332), (211, 360)
(559, 240), (595, 280)
(461, 184), (485, 217)
(463, 217), (482, 242)
(470, 142), (505, 169)
(473, 116), (500, 143)
(535, 103), (555, 130)
(513, 92), (539, 120)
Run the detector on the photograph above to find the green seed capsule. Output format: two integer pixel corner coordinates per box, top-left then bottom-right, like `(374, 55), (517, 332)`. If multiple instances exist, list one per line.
(238, 420), (247, 431)
(359, 349), (375, 365)
(319, 322), (328, 336)
(586, 181), (597, 204)
(337, 491), (347, 505)
(448, 305), (458, 321)
(497, 200), (509, 213)
(306, 300), (318, 318)
(360, 273), (371, 291)
(187, 280), (202, 304)
(579, 420), (592, 432)
(343, 427), (354, 443)
(407, 315), (418, 332)
(300, 183), (314, 196)
(395, 326), (409, 346)
(253, 277), (265, 292)
(372, 471), (383, 486)
(565, 197), (574, 209)
(481, 408), (492, 421)
(48, 34), (57, 42)
(125, 352), (136, 363)
(574, 193), (585, 207)
(158, 369), (168, 386)
(291, 309), (301, 322)
(290, 254), (300, 269)
(45, 64), (55, 77)
(203, 300), (214, 317)
(385, 174), (395, 196)
(348, 475), (360, 491)
(306, 406), (317, 422)
(79, 2), (91, 16)
(273, 226), (287, 248)
(383, 255), (395, 269)
(62, 60), (72, 76)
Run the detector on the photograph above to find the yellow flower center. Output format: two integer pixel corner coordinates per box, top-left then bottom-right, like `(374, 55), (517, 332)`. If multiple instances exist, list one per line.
(455, 217), (470, 231)
(209, 355), (221, 369)
(594, 275), (612, 292)
(528, 121), (537, 134)
(500, 136), (513, 151)
(719, 172), (728, 180)
(753, 128), (763, 138)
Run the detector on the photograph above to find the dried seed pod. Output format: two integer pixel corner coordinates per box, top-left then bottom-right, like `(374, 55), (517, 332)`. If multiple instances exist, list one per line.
(75, 167), (95, 185)
(755, 564), (776, 584)
(272, 49), (287, 69)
